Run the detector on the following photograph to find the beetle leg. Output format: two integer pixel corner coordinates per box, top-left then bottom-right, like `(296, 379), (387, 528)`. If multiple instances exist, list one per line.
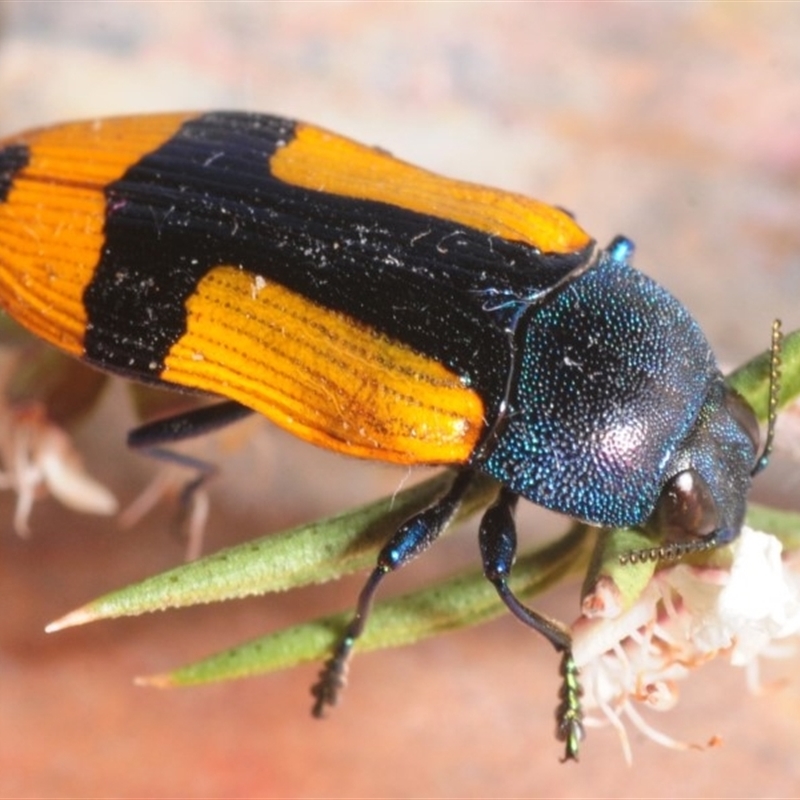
(127, 400), (254, 513)
(128, 400), (254, 449)
(311, 469), (476, 717)
(478, 487), (584, 761)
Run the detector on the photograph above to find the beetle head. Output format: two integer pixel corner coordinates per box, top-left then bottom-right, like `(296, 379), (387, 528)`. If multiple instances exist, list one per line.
(648, 378), (760, 548)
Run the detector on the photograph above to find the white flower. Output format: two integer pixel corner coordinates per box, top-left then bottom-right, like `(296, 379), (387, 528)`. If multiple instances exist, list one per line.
(572, 527), (800, 762)
(0, 402), (118, 535)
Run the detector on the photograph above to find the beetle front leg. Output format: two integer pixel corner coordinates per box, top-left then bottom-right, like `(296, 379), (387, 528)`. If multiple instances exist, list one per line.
(478, 487), (584, 761)
(311, 469), (476, 717)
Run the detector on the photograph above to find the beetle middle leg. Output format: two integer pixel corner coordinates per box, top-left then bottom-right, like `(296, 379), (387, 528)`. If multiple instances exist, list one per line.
(311, 468), (476, 716)
(478, 486), (584, 761)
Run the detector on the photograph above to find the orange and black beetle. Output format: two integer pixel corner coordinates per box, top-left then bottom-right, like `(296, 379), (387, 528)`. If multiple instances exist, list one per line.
(0, 112), (767, 759)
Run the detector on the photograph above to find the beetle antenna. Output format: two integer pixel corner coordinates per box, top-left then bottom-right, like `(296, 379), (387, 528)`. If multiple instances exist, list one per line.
(752, 318), (782, 476)
(618, 537), (717, 566)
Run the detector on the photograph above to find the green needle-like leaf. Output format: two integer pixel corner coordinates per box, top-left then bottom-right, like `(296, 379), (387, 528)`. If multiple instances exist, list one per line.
(140, 523), (593, 687)
(729, 327), (800, 417)
(580, 527), (659, 613)
(46, 328), (800, 691)
(47, 472), (499, 630)
(747, 504), (800, 551)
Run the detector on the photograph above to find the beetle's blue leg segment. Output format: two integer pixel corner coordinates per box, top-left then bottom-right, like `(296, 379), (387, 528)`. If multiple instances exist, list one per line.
(311, 469), (476, 717)
(478, 488), (571, 650)
(127, 400), (255, 517)
(478, 488), (584, 761)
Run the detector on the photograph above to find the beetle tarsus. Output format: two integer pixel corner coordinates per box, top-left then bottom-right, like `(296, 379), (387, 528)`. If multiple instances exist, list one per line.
(311, 641), (352, 717)
(556, 650), (584, 762)
(311, 567), (384, 717)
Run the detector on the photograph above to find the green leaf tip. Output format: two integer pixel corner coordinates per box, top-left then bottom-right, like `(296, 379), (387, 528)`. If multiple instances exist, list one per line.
(47, 471), (499, 630)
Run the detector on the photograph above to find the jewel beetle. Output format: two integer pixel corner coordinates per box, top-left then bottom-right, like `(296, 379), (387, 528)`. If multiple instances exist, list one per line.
(0, 112), (768, 759)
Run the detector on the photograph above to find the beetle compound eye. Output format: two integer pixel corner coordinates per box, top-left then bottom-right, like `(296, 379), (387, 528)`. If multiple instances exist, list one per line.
(650, 469), (719, 542)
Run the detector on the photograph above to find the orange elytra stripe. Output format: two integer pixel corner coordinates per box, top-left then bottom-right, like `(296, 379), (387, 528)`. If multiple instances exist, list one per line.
(0, 114), (195, 356)
(271, 122), (592, 256)
(162, 266), (485, 464)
